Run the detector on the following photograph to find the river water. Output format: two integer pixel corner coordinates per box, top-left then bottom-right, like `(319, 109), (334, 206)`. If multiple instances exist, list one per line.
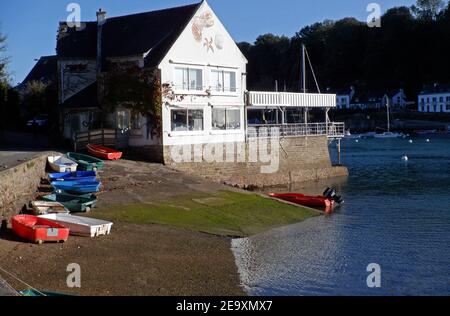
(232, 135), (450, 296)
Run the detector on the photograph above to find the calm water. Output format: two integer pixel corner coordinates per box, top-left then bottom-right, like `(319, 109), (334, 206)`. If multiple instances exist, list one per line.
(232, 135), (450, 296)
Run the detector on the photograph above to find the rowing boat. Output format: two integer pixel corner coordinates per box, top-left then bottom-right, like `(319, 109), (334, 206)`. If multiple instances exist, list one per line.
(11, 215), (69, 244)
(268, 193), (335, 214)
(49, 171), (97, 182)
(30, 201), (70, 215)
(87, 144), (122, 161)
(39, 214), (113, 238)
(51, 180), (101, 194)
(42, 192), (97, 213)
(66, 152), (104, 171)
(47, 156), (78, 173)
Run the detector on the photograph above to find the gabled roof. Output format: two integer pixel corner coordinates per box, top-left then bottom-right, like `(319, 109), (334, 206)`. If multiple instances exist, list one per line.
(17, 55), (57, 89)
(57, 2), (202, 66)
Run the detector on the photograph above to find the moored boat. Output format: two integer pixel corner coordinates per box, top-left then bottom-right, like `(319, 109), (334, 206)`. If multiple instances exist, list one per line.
(66, 152), (104, 171)
(49, 171), (97, 182)
(374, 132), (404, 139)
(47, 156), (78, 173)
(269, 193), (335, 214)
(87, 144), (122, 161)
(51, 180), (101, 194)
(11, 215), (69, 244)
(42, 192), (97, 213)
(39, 214), (113, 238)
(30, 201), (70, 215)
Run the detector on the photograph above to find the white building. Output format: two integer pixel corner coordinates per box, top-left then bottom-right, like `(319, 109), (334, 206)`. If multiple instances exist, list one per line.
(56, 1), (342, 162)
(418, 84), (450, 113)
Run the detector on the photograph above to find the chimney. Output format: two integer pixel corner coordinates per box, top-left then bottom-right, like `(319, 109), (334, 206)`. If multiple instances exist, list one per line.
(96, 9), (106, 74)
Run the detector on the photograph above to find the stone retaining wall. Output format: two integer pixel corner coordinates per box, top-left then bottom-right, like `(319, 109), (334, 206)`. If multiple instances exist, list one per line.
(0, 153), (54, 220)
(163, 136), (348, 187)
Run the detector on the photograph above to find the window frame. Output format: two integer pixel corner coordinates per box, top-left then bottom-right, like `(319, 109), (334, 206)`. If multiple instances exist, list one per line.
(210, 69), (238, 94)
(211, 107), (242, 132)
(170, 108), (205, 133)
(173, 67), (204, 92)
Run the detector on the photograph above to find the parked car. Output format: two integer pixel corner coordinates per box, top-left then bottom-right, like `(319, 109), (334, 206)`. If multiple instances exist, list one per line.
(27, 114), (49, 128)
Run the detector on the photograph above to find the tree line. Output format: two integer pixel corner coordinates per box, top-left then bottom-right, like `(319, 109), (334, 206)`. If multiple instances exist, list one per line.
(238, 0), (450, 99)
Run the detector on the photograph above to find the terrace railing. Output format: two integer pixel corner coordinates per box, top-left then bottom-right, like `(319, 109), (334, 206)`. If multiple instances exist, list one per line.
(247, 122), (345, 139)
(247, 91), (337, 108)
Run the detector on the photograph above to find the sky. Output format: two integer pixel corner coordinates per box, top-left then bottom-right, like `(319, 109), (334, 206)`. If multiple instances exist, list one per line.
(0, 0), (416, 84)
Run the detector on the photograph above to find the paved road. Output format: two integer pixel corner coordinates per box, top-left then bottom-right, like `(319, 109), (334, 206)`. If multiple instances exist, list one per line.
(0, 131), (51, 170)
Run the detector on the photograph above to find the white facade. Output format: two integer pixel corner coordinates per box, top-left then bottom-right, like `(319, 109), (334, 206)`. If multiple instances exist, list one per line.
(418, 93), (450, 113)
(130, 1), (247, 147)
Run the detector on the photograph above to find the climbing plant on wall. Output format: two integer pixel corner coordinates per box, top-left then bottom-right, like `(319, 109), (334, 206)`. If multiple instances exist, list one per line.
(101, 63), (162, 137)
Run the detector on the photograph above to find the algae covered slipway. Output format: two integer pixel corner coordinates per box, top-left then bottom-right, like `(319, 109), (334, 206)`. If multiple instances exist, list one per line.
(0, 159), (318, 296)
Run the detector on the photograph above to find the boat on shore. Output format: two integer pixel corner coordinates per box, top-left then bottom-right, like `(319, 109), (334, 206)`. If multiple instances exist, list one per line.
(66, 152), (104, 171)
(87, 144), (123, 161)
(11, 215), (69, 244)
(49, 171), (97, 182)
(51, 180), (101, 194)
(42, 192), (97, 213)
(47, 156), (78, 173)
(30, 201), (70, 215)
(39, 214), (113, 237)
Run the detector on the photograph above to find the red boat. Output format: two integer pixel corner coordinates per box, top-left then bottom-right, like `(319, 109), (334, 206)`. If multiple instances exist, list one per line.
(11, 215), (69, 244)
(86, 144), (123, 161)
(268, 193), (335, 214)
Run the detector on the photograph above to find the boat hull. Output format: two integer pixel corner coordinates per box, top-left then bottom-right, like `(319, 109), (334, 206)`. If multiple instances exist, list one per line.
(30, 201), (70, 215)
(42, 193), (97, 213)
(268, 193), (335, 214)
(87, 144), (122, 161)
(47, 156), (78, 173)
(39, 214), (113, 237)
(49, 171), (97, 181)
(51, 180), (101, 194)
(66, 153), (104, 171)
(11, 215), (69, 244)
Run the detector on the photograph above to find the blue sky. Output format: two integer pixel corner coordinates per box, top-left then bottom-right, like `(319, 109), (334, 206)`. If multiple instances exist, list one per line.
(0, 0), (415, 84)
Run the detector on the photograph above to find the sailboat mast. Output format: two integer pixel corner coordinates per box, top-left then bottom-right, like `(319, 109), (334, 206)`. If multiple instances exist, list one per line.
(302, 44), (306, 93)
(387, 98), (391, 133)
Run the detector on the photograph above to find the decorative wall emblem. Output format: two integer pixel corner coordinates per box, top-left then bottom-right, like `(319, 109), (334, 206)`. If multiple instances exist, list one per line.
(192, 11), (214, 43)
(192, 10), (224, 53)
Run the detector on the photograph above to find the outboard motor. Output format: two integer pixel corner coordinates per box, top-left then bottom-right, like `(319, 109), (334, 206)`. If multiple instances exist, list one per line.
(324, 188), (344, 204)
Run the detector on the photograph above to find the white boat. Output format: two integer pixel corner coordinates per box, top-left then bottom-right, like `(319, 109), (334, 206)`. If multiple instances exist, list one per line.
(47, 156), (78, 173)
(30, 201), (70, 215)
(374, 132), (404, 139)
(38, 214), (113, 237)
(344, 131), (362, 139)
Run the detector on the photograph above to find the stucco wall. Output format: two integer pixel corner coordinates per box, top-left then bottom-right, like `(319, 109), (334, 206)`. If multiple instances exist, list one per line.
(163, 136), (348, 187)
(0, 153), (53, 220)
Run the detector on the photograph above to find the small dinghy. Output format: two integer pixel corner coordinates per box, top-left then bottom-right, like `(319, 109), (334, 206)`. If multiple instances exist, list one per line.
(269, 188), (344, 215)
(51, 180), (101, 194)
(66, 152), (104, 171)
(11, 215), (69, 244)
(49, 171), (97, 182)
(87, 144), (122, 161)
(39, 214), (113, 238)
(47, 156), (78, 173)
(30, 201), (70, 215)
(42, 192), (97, 213)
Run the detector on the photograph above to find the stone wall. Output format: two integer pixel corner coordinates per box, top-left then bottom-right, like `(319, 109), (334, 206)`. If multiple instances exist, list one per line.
(0, 153), (52, 220)
(162, 136), (348, 188)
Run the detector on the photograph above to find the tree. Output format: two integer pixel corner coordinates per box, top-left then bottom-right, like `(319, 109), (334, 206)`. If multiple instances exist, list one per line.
(0, 29), (9, 88)
(411, 0), (446, 21)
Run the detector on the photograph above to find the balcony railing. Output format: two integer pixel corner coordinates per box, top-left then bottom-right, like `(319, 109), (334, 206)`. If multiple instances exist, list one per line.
(247, 91), (337, 108)
(247, 122), (345, 139)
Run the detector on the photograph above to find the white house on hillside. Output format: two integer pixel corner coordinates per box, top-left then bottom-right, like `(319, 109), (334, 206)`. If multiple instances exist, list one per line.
(418, 84), (450, 113)
(56, 1), (341, 162)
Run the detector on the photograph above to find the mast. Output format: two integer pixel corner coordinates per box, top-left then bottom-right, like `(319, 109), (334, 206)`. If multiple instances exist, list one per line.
(302, 44), (306, 93)
(386, 97), (391, 132)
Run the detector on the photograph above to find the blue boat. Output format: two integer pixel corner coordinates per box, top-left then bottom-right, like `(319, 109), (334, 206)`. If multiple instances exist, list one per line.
(51, 180), (101, 194)
(49, 171), (97, 181)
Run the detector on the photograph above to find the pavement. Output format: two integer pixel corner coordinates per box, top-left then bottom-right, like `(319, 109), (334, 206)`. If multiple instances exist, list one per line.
(0, 131), (50, 170)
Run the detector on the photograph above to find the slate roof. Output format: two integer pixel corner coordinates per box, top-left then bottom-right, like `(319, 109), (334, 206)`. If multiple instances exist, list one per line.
(57, 2), (202, 67)
(62, 82), (98, 109)
(18, 55), (57, 89)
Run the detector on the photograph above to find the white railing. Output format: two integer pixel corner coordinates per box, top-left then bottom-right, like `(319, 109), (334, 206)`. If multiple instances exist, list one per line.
(247, 122), (345, 138)
(247, 91), (337, 108)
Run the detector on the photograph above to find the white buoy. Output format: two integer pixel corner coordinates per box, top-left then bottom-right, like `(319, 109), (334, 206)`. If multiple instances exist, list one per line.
(402, 155), (409, 162)
(409, 140), (413, 144)
(426, 139), (430, 143)
(355, 140), (359, 143)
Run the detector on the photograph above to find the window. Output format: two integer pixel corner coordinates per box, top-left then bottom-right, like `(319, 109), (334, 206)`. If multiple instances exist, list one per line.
(66, 64), (87, 73)
(440, 97), (444, 102)
(212, 108), (241, 130)
(117, 110), (130, 130)
(174, 67), (203, 91)
(211, 70), (237, 93)
(446, 105), (450, 111)
(171, 109), (204, 132)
